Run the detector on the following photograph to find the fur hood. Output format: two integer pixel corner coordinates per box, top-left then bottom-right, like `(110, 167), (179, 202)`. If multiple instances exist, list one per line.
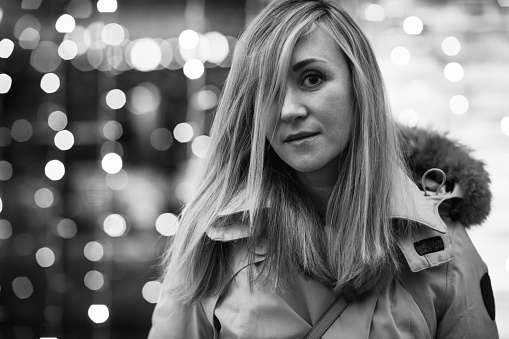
(399, 125), (492, 227)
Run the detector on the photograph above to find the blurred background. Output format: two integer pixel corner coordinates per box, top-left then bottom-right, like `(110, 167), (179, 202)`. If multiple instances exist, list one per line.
(0, 0), (507, 338)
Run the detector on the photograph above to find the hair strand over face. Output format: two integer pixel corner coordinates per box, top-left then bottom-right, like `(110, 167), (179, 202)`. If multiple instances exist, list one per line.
(162, 0), (411, 303)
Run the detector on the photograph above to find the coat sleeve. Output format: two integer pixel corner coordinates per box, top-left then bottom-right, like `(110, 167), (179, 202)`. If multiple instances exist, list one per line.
(147, 279), (218, 339)
(436, 221), (499, 339)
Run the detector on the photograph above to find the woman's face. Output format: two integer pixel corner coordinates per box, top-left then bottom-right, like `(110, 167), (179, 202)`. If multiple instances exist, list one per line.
(266, 28), (354, 178)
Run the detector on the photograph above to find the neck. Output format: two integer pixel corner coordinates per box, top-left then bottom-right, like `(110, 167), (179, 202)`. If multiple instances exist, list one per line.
(296, 163), (338, 208)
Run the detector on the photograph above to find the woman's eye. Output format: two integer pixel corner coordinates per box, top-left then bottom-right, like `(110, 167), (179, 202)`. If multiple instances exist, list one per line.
(301, 74), (323, 88)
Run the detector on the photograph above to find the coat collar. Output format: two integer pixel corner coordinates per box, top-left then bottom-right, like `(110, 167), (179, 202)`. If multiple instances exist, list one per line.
(205, 169), (455, 272)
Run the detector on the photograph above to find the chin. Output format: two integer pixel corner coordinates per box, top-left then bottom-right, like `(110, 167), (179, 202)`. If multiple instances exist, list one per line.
(288, 161), (324, 174)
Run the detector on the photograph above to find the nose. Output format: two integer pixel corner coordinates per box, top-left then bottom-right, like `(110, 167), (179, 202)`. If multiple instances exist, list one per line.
(280, 85), (307, 123)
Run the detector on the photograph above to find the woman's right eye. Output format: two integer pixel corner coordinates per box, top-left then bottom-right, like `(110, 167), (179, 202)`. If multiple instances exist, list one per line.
(300, 73), (324, 89)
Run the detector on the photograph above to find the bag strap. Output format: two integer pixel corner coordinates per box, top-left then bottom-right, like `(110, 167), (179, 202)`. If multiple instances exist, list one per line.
(303, 295), (349, 339)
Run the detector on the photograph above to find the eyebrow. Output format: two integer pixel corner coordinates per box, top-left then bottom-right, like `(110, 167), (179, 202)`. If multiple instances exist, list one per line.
(291, 58), (327, 72)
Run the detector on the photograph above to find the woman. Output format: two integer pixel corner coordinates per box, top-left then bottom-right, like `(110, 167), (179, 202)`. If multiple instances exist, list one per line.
(149, 0), (499, 338)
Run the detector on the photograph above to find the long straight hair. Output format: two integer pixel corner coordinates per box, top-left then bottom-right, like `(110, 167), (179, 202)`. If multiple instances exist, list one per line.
(163, 0), (409, 302)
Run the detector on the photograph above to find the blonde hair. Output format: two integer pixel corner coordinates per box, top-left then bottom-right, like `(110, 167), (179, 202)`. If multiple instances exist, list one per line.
(163, 0), (409, 302)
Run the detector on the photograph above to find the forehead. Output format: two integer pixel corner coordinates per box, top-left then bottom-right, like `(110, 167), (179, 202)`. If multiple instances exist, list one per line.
(290, 28), (348, 69)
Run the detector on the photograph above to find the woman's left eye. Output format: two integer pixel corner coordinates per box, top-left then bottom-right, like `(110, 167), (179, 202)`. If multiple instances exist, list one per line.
(301, 73), (324, 88)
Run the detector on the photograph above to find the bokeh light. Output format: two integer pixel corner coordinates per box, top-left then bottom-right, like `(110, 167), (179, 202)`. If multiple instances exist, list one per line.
(15, 14), (41, 49)
(87, 49), (105, 69)
(105, 89), (126, 109)
(102, 23), (125, 46)
(68, 0), (93, 19)
(173, 123), (193, 143)
(56, 218), (77, 239)
(150, 128), (173, 151)
(183, 59), (204, 79)
(87, 22), (107, 50)
(179, 30), (200, 49)
(142, 281), (162, 304)
(175, 181), (192, 202)
(55, 14), (76, 33)
(65, 25), (91, 56)
(159, 40), (174, 68)
(14, 14), (41, 39)
(0, 39), (15, 58)
(19, 27), (41, 49)
(0, 161), (13, 181)
(11, 119), (33, 142)
(191, 135), (210, 158)
(193, 36), (207, 63)
(106, 45), (126, 70)
(97, 0), (118, 13)
(128, 83), (161, 115)
(105, 169), (129, 191)
(130, 38), (161, 72)
(501, 117), (509, 136)
(34, 188), (54, 208)
(97, 0), (117, 13)
(100, 141), (124, 158)
(41, 73), (60, 93)
(202, 32), (229, 64)
(84, 270), (104, 290)
(180, 40), (200, 62)
(0, 219), (13, 240)
(21, 0), (42, 10)
(165, 38), (186, 68)
(155, 213), (179, 236)
(391, 46), (410, 66)
(35, 247), (56, 267)
(365, 4), (385, 22)
(12, 277), (34, 299)
(192, 87), (219, 110)
(0, 74), (13, 94)
(103, 214), (127, 237)
(449, 95), (469, 115)
(48, 111), (68, 131)
(444, 62), (464, 82)
(88, 304), (109, 324)
(403, 16), (423, 35)
(31, 41), (61, 73)
(58, 40), (78, 60)
(442, 36), (461, 56)
(54, 130), (75, 151)
(101, 153), (123, 174)
(84, 241), (104, 262)
(398, 108), (418, 127)
(103, 120), (123, 141)
(45, 160), (66, 181)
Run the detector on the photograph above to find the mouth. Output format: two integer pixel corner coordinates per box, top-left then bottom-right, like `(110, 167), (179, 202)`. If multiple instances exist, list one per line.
(284, 132), (319, 143)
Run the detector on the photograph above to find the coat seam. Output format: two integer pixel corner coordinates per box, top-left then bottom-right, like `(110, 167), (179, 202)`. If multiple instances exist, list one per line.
(438, 222), (457, 321)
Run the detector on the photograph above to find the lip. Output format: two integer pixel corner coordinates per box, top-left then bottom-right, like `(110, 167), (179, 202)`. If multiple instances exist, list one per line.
(284, 131), (319, 143)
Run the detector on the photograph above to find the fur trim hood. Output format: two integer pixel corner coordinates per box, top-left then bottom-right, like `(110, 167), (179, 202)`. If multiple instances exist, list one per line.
(400, 125), (492, 227)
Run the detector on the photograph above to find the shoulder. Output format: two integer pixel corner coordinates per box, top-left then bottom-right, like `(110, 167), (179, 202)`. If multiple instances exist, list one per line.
(397, 212), (497, 337)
